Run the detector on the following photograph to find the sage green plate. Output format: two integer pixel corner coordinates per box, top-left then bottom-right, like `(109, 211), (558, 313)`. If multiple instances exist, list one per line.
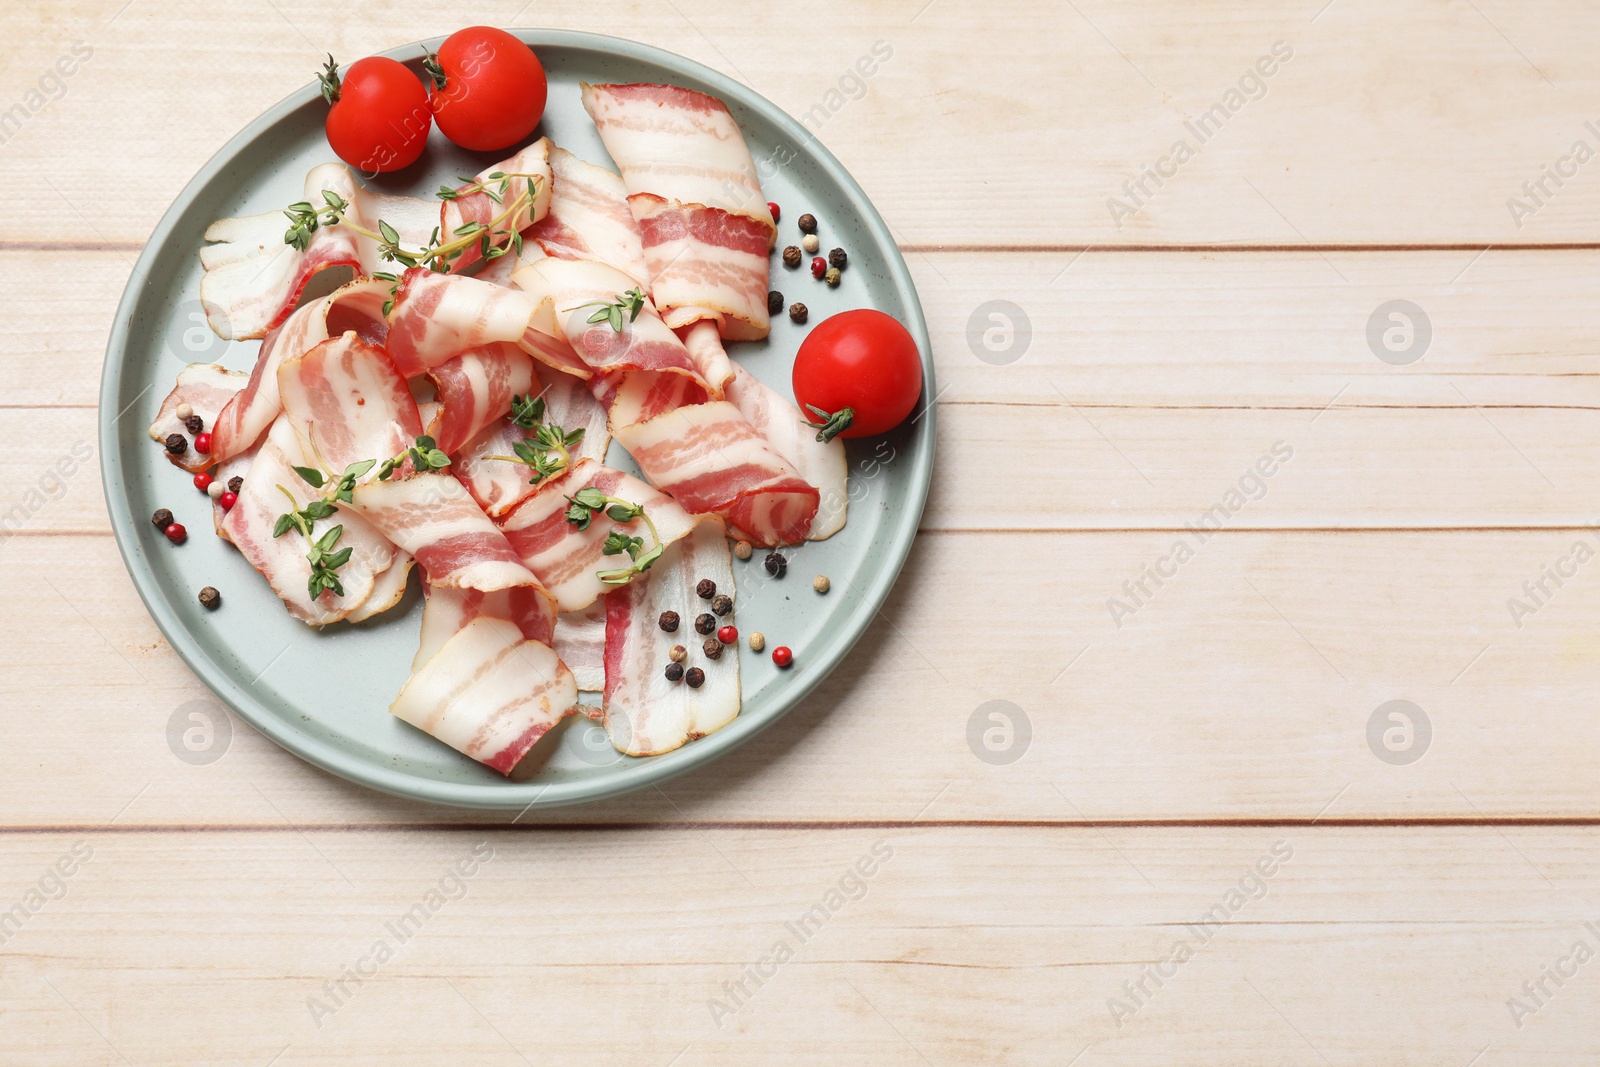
(101, 30), (933, 809)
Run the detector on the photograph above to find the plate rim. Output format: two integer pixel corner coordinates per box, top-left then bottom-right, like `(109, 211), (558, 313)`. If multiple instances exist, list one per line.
(99, 28), (936, 810)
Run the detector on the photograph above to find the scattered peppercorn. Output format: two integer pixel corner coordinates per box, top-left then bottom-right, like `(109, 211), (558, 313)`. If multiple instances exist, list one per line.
(802, 233), (820, 254)
(771, 645), (794, 669)
(789, 302), (808, 324)
(183, 414), (204, 436)
(174, 402), (194, 420)
(717, 624), (738, 644)
(694, 612), (716, 635)
(828, 247), (848, 270)
(193, 432), (212, 455)
(764, 551), (788, 578)
(703, 637), (724, 660)
(797, 213), (817, 234)
(164, 522), (187, 545)
(659, 610), (681, 632)
(198, 586), (221, 610)
(218, 491), (238, 512)
(193, 471), (213, 493)
(685, 667), (705, 688)
(734, 540), (753, 560)
(782, 245), (802, 269)
(669, 644), (688, 663)
(813, 574), (831, 594)
(697, 578), (716, 599)
(768, 290), (784, 315)
(227, 475), (243, 494)
(207, 481), (224, 501)
(665, 661), (684, 682)
(711, 593), (733, 617)
(811, 256), (826, 279)
(151, 507), (174, 530)
(824, 266), (841, 288)
(767, 201), (781, 222)
(164, 433), (187, 456)
(748, 631), (766, 652)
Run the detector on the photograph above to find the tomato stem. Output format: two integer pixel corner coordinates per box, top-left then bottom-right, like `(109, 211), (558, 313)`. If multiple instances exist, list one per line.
(803, 404), (854, 443)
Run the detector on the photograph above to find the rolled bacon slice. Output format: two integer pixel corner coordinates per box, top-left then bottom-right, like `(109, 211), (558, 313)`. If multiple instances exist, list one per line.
(553, 602), (607, 692)
(349, 472), (535, 594)
(581, 83), (773, 229)
(384, 268), (589, 382)
(208, 276), (391, 465)
(531, 145), (651, 286)
(440, 138), (553, 274)
(148, 363), (247, 473)
(422, 342), (534, 455)
(603, 521), (739, 756)
(199, 163), (438, 340)
(724, 364), (848, 540)
(391, 616), (577, 775)
(498, 459), (708, 613)
(277, 331), (421, 475)
(414, 581), (557, 671)
(631, 193), (771, 343)
(612, 401), (819, 546)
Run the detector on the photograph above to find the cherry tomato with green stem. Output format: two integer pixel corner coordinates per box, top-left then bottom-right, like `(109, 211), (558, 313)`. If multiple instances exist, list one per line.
(317, 54), (432, 174)
(792, 309), (923, 441)
(425, 27), (548, 152)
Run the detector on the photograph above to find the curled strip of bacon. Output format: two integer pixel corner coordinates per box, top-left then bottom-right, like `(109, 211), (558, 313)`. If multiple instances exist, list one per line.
(219, 414), (398, 625)
(384, 268), (589, 382)
(391, 616), (578, 775)
(148, 363), (247, 473)
(553, 602), (607, 693)
(422, 342), (534, 455)
(498, 458), (709, 613)
(414, 581), (557, 671)
(277, 331), (421, 475)
(725, 365), (848, 540)
(440, 139), (553, 274)
(603, 521), (739, 756)
(208, 277), (391, 465)
(531, 144), (651, 286)
(349, 472), (540, 595)
(454, 369), (612, 519)
(612, 400), (820, 546)
(581, 83), (774, 230)
(199, 163), (437, 340)
(631, 193), (772, 343)
(345, 551), (416, 624)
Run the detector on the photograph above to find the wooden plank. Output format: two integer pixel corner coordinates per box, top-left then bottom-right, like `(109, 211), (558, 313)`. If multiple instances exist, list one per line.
(6, 2), (1600, 245)
(1, 827), (1596, 1063)
(9, 530), (1600, 827)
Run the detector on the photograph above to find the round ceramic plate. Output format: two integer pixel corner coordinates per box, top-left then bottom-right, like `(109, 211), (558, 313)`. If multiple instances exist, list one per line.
(101, 30), (934, 809)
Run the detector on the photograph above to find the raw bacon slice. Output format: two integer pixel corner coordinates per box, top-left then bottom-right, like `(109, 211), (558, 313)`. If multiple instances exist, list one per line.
(384, 268), (589, 381)
(476, 232), (547, 287)
(603, 521), (738, 756)
(676, 320), (736, 399)
(631, 194), (772, 342)
(598, 368), (710, 431)
(612, 401), (820, 546)
(199, 162), (437, 340)
(532, 145), (650, 285)
(725, 364), (848, 540)
(413, 581), (557, 671)
(345, 552), (416, 624)
(349, 472), (535, 594)
(553, 601), (607, 692)
(581, 83), (774, 230)
(391, 616), (577, 775)
(422, 342), (534, 455)
(219, 415), (397, 625)
(208, 276), (391, 465)
(277, 331), (422, 475)
(498, 459), (708, 613)
(440, 139), (553, 274)
(148, 363), (247, 473)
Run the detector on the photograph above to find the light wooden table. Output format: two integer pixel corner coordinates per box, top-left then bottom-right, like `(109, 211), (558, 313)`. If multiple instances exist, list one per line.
(4, 1), (1598, 1062)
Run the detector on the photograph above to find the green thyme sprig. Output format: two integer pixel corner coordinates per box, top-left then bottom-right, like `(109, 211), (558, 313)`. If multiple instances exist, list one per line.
(272, 485), (352, 600)
(376, 435), (452, 481)
(563, 488), (664, 585)
(565, 287), (646, 334)
(484, 393), (585, 486)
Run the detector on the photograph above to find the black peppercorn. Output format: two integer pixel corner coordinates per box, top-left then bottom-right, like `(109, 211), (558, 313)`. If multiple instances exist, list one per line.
(768, 290), (784, 315)
(697, 578), (716, 599)
(164, 433), (188, 456)
(183, 414), (204, 435)
(764, 552), (788, 578)
(828, 247), (847, 270)
(659, 610), (680, 633)
(782, 245), (802, 269)
(665, 662), (684, 682)
(797, 213), (817, 234)
(685, 667), (705, 688)
(198, 586), (221, 610)
(788, 302), (807, 325)
(694, 612), (716, 635)
(151, 508), (174, 530)
(711, 594), (733, 617)
(703, 637), (724, 660)
(227, 475), (243, 494)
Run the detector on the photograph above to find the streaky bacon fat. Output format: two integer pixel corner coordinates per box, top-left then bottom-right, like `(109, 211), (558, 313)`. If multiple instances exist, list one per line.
(725, 364), (848, 540)
(277, 331), (421, 475)
(423, 342), (534, 455)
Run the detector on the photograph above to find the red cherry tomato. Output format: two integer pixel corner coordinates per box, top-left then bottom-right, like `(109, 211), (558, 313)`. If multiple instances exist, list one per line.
(426, 27), (547, 152)
(320, 56), (432, 173)
(792, 309), (923, 439)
